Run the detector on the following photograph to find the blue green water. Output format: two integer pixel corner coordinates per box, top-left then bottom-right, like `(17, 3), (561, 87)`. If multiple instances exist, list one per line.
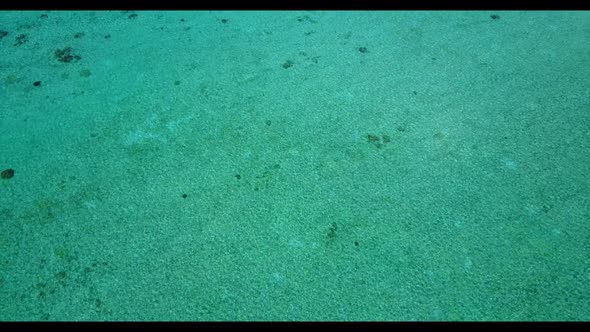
(0, 10), (588, 321)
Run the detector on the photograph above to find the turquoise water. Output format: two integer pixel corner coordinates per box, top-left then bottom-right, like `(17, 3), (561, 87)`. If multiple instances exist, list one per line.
(0, 10), (588, 321)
